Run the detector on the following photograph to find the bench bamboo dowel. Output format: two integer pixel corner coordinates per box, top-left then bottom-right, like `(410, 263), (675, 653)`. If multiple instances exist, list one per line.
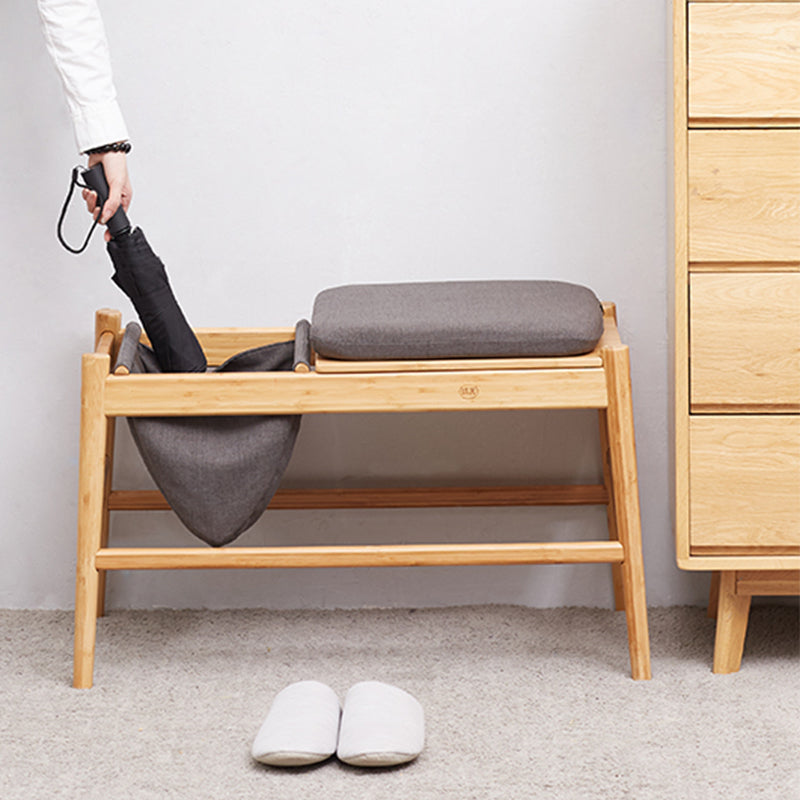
(95, 308), (122, 354)
(95, 541), (625, 571)
(95, 331), (115, 357)
(108, 484), (609, 511)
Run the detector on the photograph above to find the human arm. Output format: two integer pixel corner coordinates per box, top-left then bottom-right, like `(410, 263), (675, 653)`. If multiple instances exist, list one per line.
(38, 0), (131, 222)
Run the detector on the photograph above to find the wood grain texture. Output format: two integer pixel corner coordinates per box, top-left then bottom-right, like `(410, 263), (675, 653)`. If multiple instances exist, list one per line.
(689, 272), (800, 409)
(314, 352), (603, 374)
(679, 553), (800, 571)
(689, 2), (800, 122)
(712, 568), (799, 674)
(94, 308), (121, 358)
(674, 0), (691, 566)
(713, 571), (752, 674)
(94, 542), (626, 571)
(688, 130), (800, 263)
(73, 353), (109, 689)
(676, 2), (800, 593)
(602, 345), (651, 680)
(689, 262), (800, 273)
(108, 484), (609, 511)
(690, 416), (800, 550)
(736, 569), (800, 595)
(103, 368), (609, 416)
(693, 545), (800, 556)
(599, 409), (625, 611)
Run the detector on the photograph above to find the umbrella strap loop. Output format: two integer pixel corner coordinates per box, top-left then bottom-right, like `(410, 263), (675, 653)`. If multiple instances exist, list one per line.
(57, 166), (101, 255)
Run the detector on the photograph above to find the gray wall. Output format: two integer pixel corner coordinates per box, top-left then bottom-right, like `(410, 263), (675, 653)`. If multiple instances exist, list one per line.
(0, 0), (705, 609)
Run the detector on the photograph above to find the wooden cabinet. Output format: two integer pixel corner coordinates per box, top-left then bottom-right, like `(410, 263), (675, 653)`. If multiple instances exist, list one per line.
(674, 0), (800, 673)
(690, 417), (800, 551)
(688, 2), (800, 123)
(688, 130), (800, 262)
(690, 273), (800, 409)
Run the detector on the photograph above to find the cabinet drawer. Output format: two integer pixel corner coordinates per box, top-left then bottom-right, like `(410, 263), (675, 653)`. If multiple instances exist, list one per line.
(689, 3), (800, 123)
(690, 273), (800, 410)
(688, 130), (800, 262)
(690, 417), (800, 553)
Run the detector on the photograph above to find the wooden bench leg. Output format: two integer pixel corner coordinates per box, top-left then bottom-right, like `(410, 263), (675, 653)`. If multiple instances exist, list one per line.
(598, 410), (625, 612)
(713, 571), (751, 674)
(603, 345), (651, 680)
(74, 353), (108, 689)
(94, 308), (120, 620)
(96, 417), (116, 618)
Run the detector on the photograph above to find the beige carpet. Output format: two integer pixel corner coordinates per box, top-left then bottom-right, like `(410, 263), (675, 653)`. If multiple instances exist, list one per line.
(1, 605), (797, 799)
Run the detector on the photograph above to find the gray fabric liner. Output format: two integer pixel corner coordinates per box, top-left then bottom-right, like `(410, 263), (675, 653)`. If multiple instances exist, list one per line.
(126, 340), (301, 547)
(114, 321), (142, 373)
(311, 280), (605, 360)
(292, 319), (312, 370)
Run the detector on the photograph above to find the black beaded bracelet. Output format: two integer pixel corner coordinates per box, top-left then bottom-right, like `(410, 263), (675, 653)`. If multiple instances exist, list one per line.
(84, 141), (132, 156)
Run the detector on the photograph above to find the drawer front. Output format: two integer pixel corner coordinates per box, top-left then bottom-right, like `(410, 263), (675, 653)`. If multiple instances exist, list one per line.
(690, 273), (800, 410)
(688, 130), (800, 262)
(690, 417), (800, 552)
(689, 3), (800, 122)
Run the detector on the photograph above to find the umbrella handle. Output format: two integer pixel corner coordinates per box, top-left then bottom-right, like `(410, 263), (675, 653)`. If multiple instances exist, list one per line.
(82, 163), (132, 239)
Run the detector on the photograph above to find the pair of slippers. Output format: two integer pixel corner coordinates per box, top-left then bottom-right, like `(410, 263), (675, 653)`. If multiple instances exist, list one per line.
(251, 680), (424, 768)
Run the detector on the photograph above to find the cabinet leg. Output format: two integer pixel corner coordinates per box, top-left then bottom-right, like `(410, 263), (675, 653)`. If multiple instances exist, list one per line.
(713, 571), (751, 675)
(708, 572), (720, 620)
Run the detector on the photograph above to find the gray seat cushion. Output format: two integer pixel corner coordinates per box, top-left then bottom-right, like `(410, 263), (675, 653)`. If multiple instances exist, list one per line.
(311, 280), (604, 361)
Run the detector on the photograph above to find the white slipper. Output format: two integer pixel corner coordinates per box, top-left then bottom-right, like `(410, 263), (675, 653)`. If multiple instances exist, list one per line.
(251, 680), (341, 767)
(336, 681), (425, 767)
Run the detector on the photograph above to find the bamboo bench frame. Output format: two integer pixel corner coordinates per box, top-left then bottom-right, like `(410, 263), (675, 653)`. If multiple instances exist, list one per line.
(74, 303), (651, 687)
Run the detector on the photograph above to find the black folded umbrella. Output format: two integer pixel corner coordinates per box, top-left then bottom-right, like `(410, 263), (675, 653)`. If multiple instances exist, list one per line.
(107, 228), (207, 373)
(57, 164), (205, 374)
(59, 168), (303, 545)
(105, 238), (306, 546)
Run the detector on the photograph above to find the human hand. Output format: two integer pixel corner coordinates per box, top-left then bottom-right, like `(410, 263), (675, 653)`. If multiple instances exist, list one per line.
(82, 150), (132, 241)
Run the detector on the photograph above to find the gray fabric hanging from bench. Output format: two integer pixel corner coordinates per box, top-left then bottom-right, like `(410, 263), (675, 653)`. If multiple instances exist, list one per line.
(124, 339), (301, 547)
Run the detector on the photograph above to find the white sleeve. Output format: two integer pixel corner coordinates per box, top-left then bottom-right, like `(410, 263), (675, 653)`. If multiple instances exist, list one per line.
(37, 0), (129, 153)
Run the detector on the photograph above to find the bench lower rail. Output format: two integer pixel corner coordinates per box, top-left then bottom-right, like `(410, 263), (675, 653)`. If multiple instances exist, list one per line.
(108, 484), (609, 511)
(95, 541), (625, 570)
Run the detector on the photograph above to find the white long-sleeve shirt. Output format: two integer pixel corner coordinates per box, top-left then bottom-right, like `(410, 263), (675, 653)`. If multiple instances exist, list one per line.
(38, 0), (128, 153)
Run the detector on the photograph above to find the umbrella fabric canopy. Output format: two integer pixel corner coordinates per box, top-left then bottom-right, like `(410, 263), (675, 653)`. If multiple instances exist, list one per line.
(126, 341), (301, 547)
(107, 228), (207, 373)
